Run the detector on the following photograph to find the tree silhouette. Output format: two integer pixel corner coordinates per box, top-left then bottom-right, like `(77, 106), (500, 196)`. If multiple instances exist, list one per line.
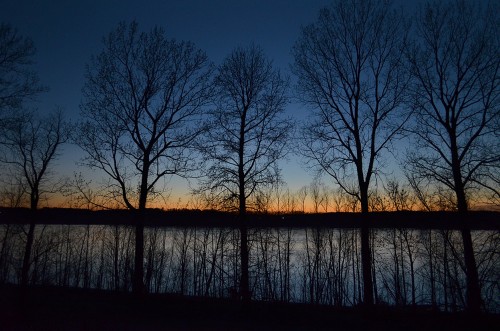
(406, 0), (499, 312)
(0, 109), (68, 287)
(0, 23), (45, 120)
(78, 21), (213, 294)
(197, 45), (292, 302)
(292, 0), (410, 306)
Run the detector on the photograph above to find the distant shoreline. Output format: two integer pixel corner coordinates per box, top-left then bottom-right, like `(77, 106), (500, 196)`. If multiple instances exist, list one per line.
(0, 208), (498, 230)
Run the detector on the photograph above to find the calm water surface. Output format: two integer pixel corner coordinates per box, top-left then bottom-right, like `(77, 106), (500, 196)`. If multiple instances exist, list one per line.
(0, 224), (498, 312)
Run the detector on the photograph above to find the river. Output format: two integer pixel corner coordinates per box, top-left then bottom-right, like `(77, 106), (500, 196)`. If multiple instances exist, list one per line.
(0, 224), (498, 312)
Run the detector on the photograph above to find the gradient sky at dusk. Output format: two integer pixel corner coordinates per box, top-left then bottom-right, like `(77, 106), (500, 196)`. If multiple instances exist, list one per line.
(1, 0), (424, 207)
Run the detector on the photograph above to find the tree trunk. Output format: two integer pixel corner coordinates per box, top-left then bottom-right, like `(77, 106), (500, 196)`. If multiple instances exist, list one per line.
(360, 187), (374, 306)
(239, 199), (250, 303)
(114, 226), (120, 290)
(21, 222), (35, 288)
(133, 159), (151, 295)
(461, 227), (481, 313)
(428, 231), (436, 309)
(238, 108), (250, 303)
(453, 159), (481, 312)
(21, 192), (39, 289)
(133, 221), (145, 295)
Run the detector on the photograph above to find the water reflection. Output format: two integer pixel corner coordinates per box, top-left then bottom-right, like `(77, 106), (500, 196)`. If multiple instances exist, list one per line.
(0, 224), (498, 312)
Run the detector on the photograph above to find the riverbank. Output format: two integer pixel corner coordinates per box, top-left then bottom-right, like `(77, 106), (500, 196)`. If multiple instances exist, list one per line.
(1, 285), (498, 330)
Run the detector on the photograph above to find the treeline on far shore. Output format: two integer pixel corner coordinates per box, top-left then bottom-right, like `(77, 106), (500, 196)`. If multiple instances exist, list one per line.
(0, 207), (498, 230)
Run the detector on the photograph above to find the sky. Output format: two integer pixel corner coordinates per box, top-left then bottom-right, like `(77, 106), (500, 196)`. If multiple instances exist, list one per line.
(1, 0), (422, 208)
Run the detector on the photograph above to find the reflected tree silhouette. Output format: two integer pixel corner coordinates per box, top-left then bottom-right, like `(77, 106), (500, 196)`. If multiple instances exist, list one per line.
(0, 224), (499, 312)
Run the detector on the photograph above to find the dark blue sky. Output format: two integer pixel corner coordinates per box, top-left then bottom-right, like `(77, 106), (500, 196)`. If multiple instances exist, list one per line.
(2, 0), (330, 118)
(1, 0), (423, 207)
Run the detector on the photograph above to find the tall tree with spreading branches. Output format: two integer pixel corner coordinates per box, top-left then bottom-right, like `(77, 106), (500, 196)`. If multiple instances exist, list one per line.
(292, 0), (410, 306)
(0, 109), (68, 288)
(0, 23), (45, 121)
(78, 21), (213, 294)
(197, 45), (292, 302)
(406, 0), (499, 312)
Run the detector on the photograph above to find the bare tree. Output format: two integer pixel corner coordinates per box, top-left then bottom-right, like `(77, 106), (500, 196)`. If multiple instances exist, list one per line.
(78, 21), (213, 294)
(309, 179), (324, 213)
(296, 186), (309, 213)
(0, 23), (45, 121)
(64, 172), (122, 210)
(0, 109), (68, 287)
(0, 171), (26, 207)
(406, 0), (499, 312)
(197, 45), (292, 302)
(384, 178), (413, 211)
(292, 0), (410, 306)
(280, 187), (297, 214)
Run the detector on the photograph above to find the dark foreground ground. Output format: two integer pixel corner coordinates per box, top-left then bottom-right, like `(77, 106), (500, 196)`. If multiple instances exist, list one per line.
(0, 285), (498, 331)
